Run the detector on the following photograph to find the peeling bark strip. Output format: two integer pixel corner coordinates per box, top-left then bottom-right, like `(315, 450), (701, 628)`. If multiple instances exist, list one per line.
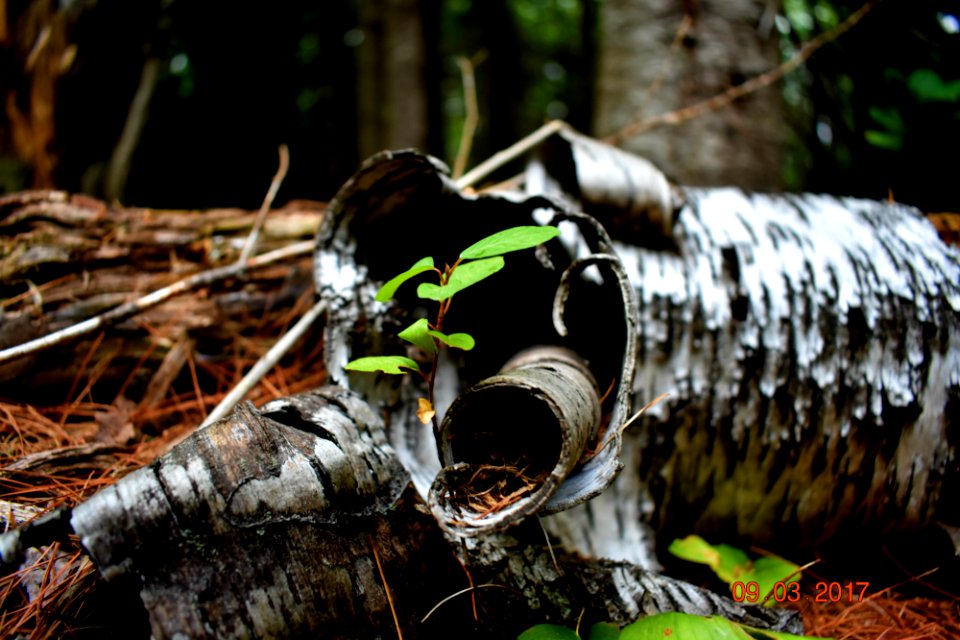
(430, 346), (601, 535)
(529, 125), (681, 247)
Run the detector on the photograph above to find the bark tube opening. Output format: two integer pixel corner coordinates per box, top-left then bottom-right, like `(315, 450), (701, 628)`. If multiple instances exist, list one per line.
(429, 346), (601, 536)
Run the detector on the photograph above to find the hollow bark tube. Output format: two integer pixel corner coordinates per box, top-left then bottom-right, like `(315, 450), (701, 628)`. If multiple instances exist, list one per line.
(429, 346), (601, 536)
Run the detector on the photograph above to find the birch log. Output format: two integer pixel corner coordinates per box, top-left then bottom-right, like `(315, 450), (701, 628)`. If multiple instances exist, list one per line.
(541, 181), (960, 566)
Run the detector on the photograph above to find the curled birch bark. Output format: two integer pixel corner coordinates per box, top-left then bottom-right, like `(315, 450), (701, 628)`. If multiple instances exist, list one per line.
(313, 150), (639, 520)
(429, 346), (601, 535)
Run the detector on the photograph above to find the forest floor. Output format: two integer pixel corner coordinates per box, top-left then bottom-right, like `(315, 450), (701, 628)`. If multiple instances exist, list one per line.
(0, 194), (957, 638)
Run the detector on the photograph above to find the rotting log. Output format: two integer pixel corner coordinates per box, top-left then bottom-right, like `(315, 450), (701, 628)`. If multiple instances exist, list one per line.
(0, 191), (323, 402)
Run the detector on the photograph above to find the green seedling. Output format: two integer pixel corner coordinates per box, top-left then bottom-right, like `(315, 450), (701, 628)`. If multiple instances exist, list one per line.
(668, 535), (801, 607)
(345, 225), (561, 429)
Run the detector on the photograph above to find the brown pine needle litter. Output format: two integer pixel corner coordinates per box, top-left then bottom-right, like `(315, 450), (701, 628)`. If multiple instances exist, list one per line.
(796, 593), (960, 639)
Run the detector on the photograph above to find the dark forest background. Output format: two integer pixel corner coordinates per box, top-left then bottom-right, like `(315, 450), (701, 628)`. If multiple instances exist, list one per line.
(1, 0), (958, 213)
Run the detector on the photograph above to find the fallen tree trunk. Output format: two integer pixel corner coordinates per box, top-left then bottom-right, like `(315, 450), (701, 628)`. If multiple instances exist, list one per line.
(521, 128), (960, 565)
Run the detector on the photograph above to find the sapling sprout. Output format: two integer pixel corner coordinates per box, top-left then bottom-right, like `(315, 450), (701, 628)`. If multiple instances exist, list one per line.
(345, 225), (561, 431)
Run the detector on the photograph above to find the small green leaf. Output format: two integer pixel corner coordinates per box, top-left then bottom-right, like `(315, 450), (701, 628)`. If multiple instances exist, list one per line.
(752, 555), (801, 605)
(620, 613), (753, 640)
(417, 256), (504, 301)
(344, 356), (420, 374)
(518, 624), (581, 640)
(428, 329), (475, 351)
(668, 535), (753, 583)
(398, 318), (437, 354)
(668, 535), (723, 569)
(669, 535), (800, 607)
(714, 543), (754, 584)
(588, 621), (621, 640)
(375, 257), (435, 302)
(460, 225), (560, 260)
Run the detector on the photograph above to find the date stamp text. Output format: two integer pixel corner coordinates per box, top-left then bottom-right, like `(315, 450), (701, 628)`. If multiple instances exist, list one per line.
(730, 580), (869, 604)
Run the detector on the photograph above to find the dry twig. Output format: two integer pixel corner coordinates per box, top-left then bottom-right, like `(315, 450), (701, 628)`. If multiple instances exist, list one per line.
(238, 144), (291, 264)
(452, 56), (481, 180)
(0, 239), (314, 366)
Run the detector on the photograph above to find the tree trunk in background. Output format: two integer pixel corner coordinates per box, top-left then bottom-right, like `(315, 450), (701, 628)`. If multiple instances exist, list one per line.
(473, 0), (525, 163)
(355, 0), (431, 158)
(594, 0), (784, 190)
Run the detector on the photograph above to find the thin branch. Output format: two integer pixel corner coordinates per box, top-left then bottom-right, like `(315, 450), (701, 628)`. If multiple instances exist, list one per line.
(420, 584), (518, 623)
(636, 13), (694, 115)
(199, 297), (325, 429)
(605, 0), (877, 145)
(452, 56), (480, 180)
(455, 119), (566, 190)
(0, 240), (315, 366)
(104, 57), (161, 202)
(238, 144), (290, 264)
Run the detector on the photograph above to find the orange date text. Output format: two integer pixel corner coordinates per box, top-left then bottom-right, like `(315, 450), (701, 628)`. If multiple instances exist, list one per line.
(730, 580), (869, 604)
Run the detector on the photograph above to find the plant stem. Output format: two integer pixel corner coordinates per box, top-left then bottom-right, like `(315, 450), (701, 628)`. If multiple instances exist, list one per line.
(428, 350), (441, 435)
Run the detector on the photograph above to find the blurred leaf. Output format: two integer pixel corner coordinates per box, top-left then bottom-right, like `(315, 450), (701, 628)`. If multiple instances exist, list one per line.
(865, 130), (903, 150)
(620, 613), (753, 640)
(868, 106), (905, 132)
(417, 256), (504, 300)
(865, 106), (905, 150)
(460, 226), (560, 259)
(908, 69), (960, 103)
(344, 356), (419, 374)
(752, 556), (801, 604)
(518, 624), (581, 640)
(668, 535), (752, 583)
(376, 257), (435, 302)
(398, 318), (438, 354)
(668, 535), (800, 607)
(668, 535), (722, 569)
(589, 622), (621, 640)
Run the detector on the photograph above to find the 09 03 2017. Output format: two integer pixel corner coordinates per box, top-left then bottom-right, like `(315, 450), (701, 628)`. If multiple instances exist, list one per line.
(730, 580), (870, 604)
